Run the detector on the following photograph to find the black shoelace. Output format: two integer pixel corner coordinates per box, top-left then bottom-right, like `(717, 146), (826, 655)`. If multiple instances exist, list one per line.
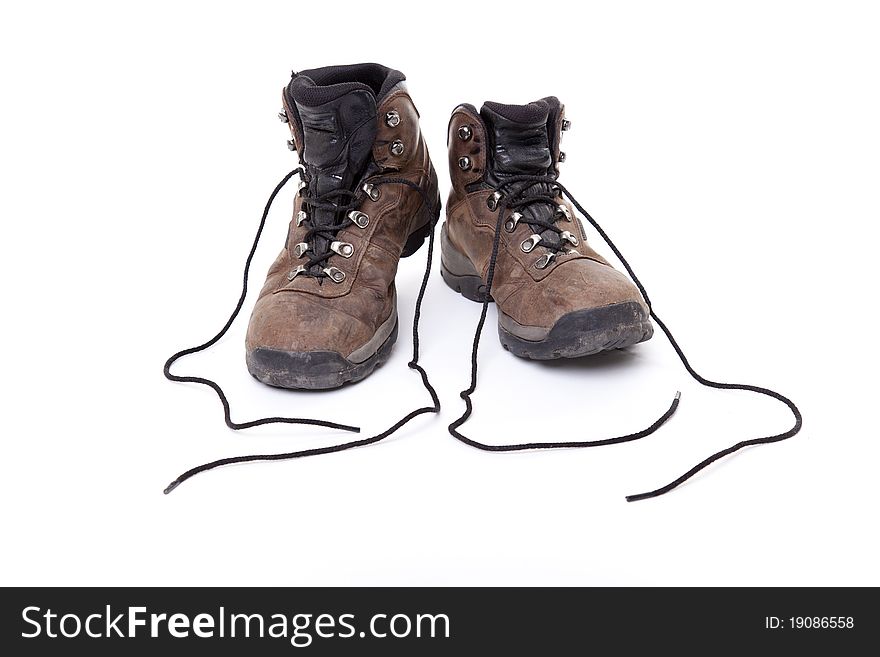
(501, 179), (570, 252)
(163, 168), (440, 493)
(449, 174), (802, 501)
(298, 175), (359, 275)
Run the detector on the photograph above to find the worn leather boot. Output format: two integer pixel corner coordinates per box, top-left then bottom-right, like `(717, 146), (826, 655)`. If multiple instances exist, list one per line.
(442, 99), (652, 359)
(246, 64), (440, 389)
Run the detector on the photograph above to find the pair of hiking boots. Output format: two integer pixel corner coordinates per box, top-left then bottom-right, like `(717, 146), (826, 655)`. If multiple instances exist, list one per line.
(165, 63), (801, 499)
(248, 63), (648, 389)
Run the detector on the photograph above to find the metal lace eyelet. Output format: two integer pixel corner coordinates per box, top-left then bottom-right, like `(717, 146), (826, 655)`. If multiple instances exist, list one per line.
(297, 180), (307, 195)
(390, 139), (405, 156)
(521, 234), (542, 253)
(363, 183), (381, 201)
(287, 265), (306, 281)
(458, 125), (473, 141)
(296, 210), (307, 226)
(504, 211), (523, 232)
(487, 191), (502, 211)
(293, 242), (309, 258)
(324, 267), (346, 283)
(330, 241), (354, 258)
(560, 230), (579, 246)
(535, 252), (556, 270)
(558, 151), (567, 163)
(385, 110), (400, 127)
(556, 204), (572, 221)
(348, 210), (369, 228)
(278, 109), (289, 123)
(287, 139), (296, 151)
(561, 118), (571, 131)
(458, 156), (471, 171)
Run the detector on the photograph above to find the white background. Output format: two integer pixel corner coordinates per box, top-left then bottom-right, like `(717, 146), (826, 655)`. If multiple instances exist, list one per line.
(1, 1), (878, 586)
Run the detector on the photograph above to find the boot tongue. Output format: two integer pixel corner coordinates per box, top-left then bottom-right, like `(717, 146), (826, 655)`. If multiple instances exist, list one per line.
(289, 76), (378, 201)
(481, 100), (553, 177)
(288, 76), (378, 269)
(481, 101), (562, 250)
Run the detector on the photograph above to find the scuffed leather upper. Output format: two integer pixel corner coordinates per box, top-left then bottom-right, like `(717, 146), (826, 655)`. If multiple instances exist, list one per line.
(246, 66), (438, 358)
(444, 102), (648, 330)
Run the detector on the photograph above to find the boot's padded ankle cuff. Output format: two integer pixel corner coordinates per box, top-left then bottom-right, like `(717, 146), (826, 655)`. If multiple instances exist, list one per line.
(289, 79), (376, 107)
(482, 100), (550, 124)
(292, 63), (406, 103)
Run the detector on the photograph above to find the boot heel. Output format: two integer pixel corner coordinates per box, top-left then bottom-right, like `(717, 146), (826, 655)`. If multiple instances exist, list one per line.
(400, 194), (440, 258)
(401, 162), (441, 258)
(439, 223), (493, 303)
(441, 262), (493, 303)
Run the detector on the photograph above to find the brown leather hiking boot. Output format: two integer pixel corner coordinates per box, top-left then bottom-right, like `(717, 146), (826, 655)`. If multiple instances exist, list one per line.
(441, 98), (652, 359)
(245, 64), (440, 389)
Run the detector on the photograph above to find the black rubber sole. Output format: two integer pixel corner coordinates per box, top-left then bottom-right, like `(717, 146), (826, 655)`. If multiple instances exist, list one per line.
(247, 320), (399, 390)
(498, 303), (653, 360)
(440, 224), (653, 360)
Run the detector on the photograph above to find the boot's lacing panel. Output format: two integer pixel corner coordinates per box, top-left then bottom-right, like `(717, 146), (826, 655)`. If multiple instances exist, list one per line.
(288, 173), (371, 283)
(490, 176), (580, 269)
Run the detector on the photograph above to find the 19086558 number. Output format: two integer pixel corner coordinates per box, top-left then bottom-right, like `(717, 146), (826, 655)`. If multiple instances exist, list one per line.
(791, 617), (854, 629)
